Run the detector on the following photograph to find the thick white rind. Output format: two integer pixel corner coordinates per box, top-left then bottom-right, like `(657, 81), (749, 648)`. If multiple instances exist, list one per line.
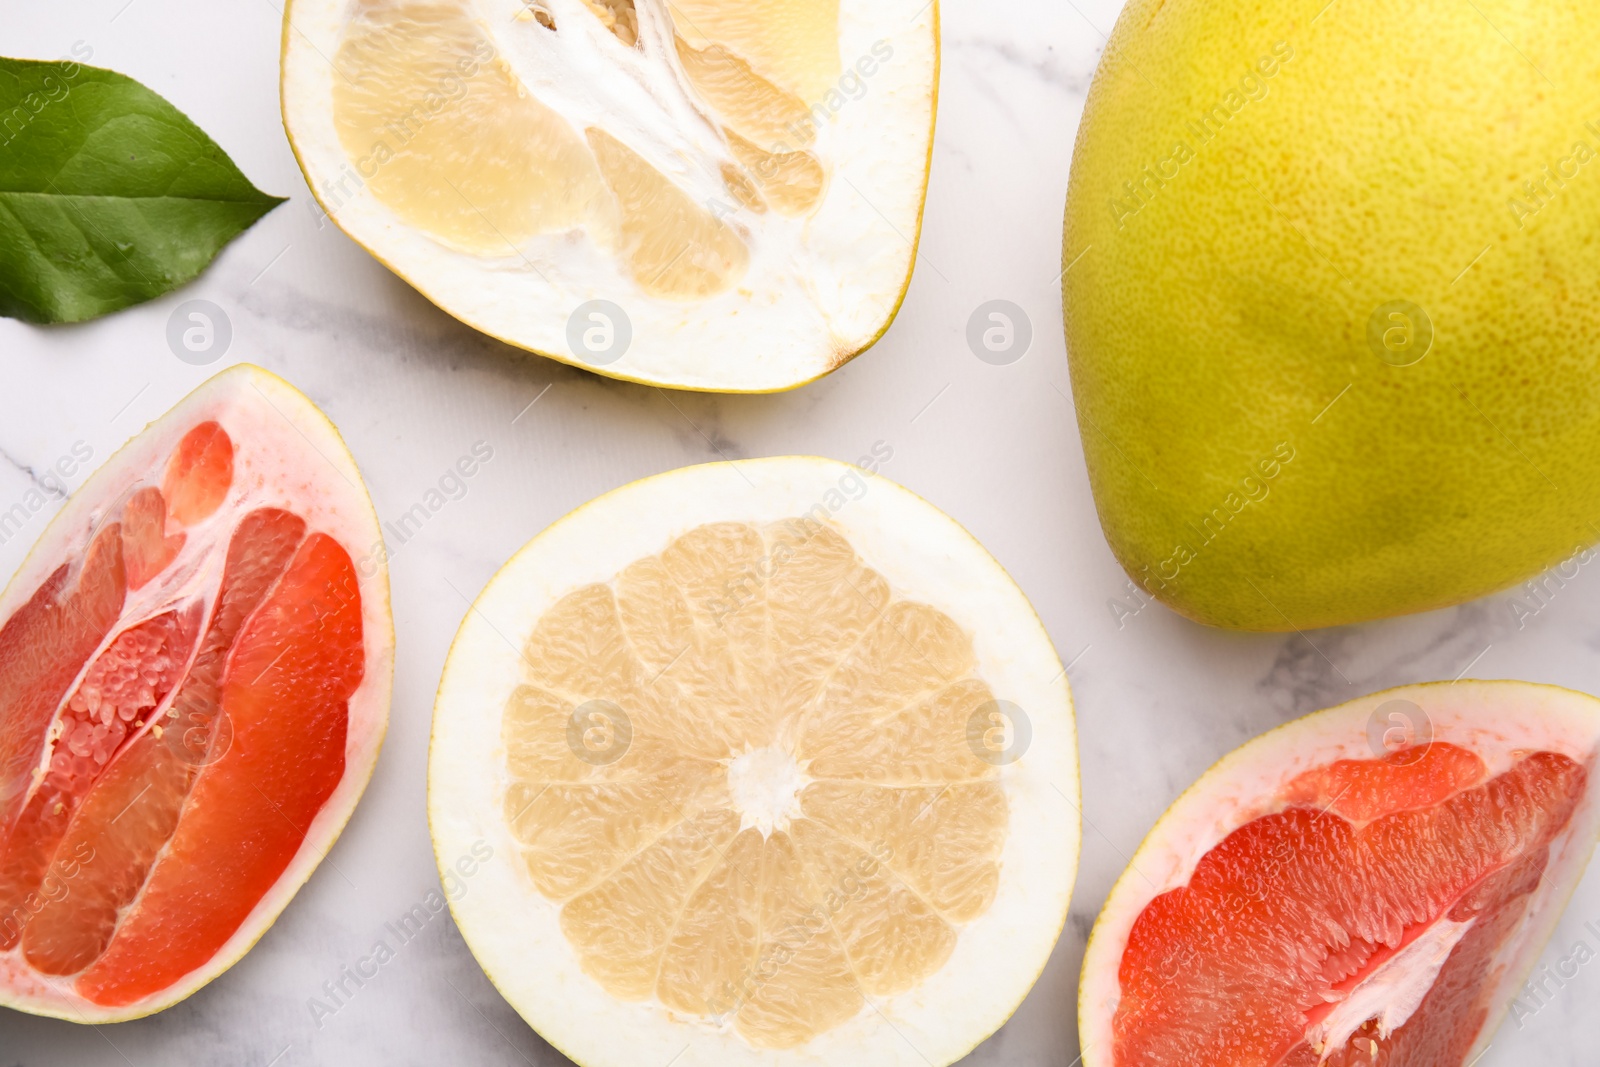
(280, 0), (938, 393)
(0, 365), (393, 1023)
(429, 457), (1080, 1067)
(1077, 681), (1600, 1067)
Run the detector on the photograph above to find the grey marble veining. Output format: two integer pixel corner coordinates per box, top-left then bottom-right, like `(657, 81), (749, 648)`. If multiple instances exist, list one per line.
(3, 1), (1598, 1064)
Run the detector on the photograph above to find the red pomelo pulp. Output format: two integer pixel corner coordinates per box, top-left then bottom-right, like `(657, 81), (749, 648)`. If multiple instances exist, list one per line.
(0, 365), (391, 1021)
(1079, 681), (1600, 1067)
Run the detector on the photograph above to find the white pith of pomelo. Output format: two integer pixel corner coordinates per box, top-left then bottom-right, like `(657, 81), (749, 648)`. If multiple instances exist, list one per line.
(1078, 681), (1600, 1067)
(0, 365), (392, 1023)
(279, 0), (939, 393)
(428, 457), (1079, 1065)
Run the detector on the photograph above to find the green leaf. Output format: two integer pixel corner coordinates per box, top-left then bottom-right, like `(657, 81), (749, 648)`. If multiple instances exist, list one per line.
(0, 57), (285, 324)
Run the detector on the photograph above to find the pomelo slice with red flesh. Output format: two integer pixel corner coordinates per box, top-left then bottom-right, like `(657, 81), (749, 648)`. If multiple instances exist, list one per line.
(1079, 681), (1600, 1067)
(0, 365), (391, 1022)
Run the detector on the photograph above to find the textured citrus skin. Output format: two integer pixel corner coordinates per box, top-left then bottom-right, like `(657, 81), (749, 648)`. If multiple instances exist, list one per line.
(1063, 0), (1600, 630)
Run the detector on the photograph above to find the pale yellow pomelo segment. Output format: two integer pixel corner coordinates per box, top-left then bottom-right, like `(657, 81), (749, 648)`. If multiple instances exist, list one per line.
(803, 678), (998, 782)
(331, 0), (608, 256)
(735, 830), (863, 1046)
(762, 521), (889, 718)
(800, 781), (1006, 922)
(503, 685), (588, 783)
(656, 826), (764, 1015)
(668, 0), (842, 102)
(720, 163), (768, 215)
(499, 518), (1008, 1049)
(728, 132), (827, 217)
(788, 818), (956, 996)
(675, 38), (815, 151)
(666, 30), (831, 220)
(586, 129), (751, 300)
(560, 806), (741, 1000)
(502, 581), (730, 899)
(503, 758), (725, 900)
(802, 599), (974, 742)
(518, 584), (648, 708)
(613, 522), (778, 752)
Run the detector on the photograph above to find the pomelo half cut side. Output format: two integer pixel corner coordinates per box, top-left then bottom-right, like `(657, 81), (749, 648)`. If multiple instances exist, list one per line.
(1079, 681), (1600, 1067)
(280, 0), (939, 392)
(430, 457), (1079, 1066)
(0, 365), (392, 1022)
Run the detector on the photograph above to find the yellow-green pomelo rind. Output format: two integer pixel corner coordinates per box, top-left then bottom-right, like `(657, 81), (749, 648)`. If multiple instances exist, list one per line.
(1064, 0), (1600, 631)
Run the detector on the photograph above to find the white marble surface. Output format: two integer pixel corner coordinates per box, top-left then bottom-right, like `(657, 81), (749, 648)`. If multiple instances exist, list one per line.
(3, 1), (1599, 1065)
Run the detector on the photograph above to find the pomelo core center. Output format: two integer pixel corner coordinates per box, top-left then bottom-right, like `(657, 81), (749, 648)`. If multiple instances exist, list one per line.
(726, 744), (807, 837)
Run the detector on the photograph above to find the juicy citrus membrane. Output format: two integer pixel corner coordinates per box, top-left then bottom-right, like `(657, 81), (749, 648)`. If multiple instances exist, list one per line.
(281, 0), (939, 390)
(430, 458), (1078, 1065)
(0, 366), (391, 1022)
(1078, 682), (1600, 1067)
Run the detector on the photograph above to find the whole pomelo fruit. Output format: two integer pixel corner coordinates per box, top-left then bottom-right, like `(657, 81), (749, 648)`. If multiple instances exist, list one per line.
(1063, 0), (1600, 631)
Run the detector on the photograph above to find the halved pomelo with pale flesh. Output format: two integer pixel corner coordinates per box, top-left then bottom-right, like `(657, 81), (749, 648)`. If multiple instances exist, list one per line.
(0, 365), (391, 1022)
(1079, 682), (1600, 1067)
(280, 0), (938, 391)
(429, 457), (1078, 1065)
